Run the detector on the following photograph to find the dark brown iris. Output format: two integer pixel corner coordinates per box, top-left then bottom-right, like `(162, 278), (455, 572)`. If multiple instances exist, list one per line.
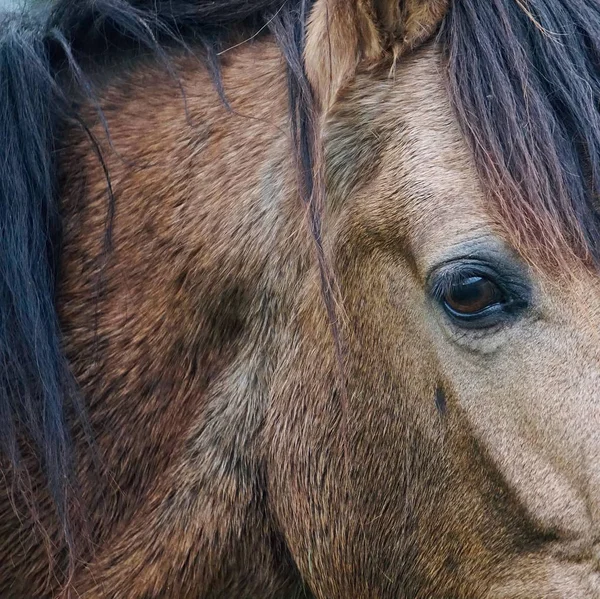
(444, 276), (503, 315)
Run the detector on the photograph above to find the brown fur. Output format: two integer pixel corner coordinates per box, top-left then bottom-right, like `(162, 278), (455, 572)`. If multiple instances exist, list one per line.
(3, 1), (600, 597)
(305, 0), (448, 107)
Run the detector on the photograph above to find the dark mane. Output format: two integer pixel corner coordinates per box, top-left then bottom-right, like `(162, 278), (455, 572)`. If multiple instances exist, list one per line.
(443, 0), (600, 268)
(1, 0), (600, 581)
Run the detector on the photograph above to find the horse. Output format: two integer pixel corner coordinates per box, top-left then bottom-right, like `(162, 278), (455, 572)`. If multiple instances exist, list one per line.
(2, 0), (600, 596)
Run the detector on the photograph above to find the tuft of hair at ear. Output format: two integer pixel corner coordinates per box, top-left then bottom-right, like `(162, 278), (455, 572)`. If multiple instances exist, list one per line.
(304, 0), (448, 109)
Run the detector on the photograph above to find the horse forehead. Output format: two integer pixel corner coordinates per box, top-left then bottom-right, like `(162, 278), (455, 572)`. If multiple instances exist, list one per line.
(354, 45), (499, 269)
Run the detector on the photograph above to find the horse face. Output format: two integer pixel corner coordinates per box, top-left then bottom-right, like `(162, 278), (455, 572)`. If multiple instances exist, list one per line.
(270, 1), (600, 596)
(319, 49), (600, 597)
(5, 0), (600, 597)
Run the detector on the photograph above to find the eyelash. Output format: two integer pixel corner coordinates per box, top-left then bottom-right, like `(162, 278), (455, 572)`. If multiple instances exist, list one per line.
(429, 268), (498, 304)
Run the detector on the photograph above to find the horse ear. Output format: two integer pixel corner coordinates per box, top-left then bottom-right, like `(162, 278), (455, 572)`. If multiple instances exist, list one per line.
(304, 0), (449, 109)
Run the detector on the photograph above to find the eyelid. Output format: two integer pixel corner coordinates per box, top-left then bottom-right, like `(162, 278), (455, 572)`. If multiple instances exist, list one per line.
(443, 300), (505, 323)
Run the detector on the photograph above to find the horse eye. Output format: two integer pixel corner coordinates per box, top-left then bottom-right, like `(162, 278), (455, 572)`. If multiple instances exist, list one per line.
(443, 276), (504, 317)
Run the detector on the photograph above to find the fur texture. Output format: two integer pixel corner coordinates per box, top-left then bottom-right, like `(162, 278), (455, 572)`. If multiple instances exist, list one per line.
(2, 0), (600, 597)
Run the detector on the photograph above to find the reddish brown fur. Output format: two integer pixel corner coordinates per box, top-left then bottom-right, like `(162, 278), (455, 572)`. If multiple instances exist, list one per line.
(2, 43), (309, 597)
(58, 46), (308, 598)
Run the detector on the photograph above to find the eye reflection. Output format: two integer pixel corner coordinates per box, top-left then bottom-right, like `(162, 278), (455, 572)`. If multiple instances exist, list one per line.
(443, 276), (503, 316)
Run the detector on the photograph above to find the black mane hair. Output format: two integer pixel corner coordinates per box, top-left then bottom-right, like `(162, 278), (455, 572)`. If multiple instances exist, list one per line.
(1, 0), (600, 580)
(443, 0), (600, 267)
